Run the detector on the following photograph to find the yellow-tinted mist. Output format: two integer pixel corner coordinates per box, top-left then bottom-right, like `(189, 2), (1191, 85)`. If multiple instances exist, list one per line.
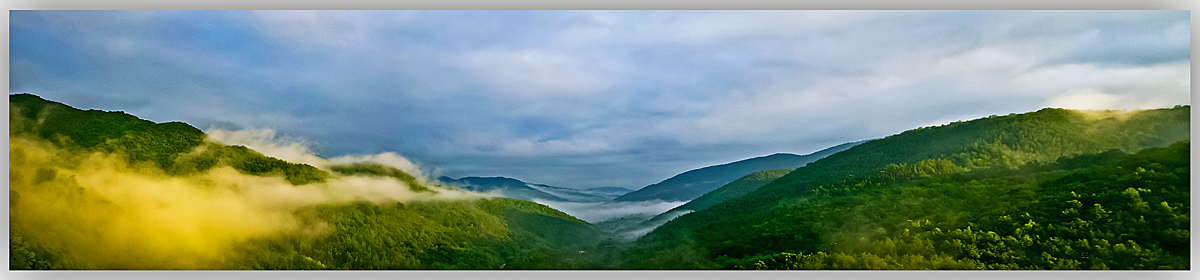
(1071, 108), (1141, 122)
(205, 128), (431, 182)
(9, 136), (480, 269)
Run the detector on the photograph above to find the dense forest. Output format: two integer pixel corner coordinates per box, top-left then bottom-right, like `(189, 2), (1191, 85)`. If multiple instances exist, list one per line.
(8, 93), (1191, 270)
(626, 106), (1190, 269)
(619, 168), (799, 239)
(9, 94), (611, 269)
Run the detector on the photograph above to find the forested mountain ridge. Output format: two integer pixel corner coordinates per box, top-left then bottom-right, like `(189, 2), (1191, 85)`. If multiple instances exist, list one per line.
(436, 176), (630, 203)
(9, 93), (609, 269)
(608, 168), (798, 240)
(643, 168), (797, 226)
(613, 140), (865, 203)
(437, 176), (565, 202)
(9, 93), (329, 185)
(627, 106), (1190, 269)
(670, 168), (797, 214)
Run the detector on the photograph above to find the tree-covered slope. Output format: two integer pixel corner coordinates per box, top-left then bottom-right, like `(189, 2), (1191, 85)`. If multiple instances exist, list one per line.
(9, 93), (328, 185)
(672, 168), (797, 213)
(218, 198), (606, 270)
(613, 140), (865, 203)
(627, 106), (1189, 269)
(608, 168), (798, 240)
(329, 162), (435, 193)
(725, 142), (1187, 270)
(9, 93), (609, 270)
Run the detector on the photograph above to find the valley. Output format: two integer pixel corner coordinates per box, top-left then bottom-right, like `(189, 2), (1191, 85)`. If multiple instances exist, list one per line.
(8, 94), (1191, 270)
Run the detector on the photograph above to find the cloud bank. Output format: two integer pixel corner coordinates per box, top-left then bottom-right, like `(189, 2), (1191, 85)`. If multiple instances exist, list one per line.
(205, 128), (433, 181)
(531, 199), (690, 224)
(9, 10), (1190, 190)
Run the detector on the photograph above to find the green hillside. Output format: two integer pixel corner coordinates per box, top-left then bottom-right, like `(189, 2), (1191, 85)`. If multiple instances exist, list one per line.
(8, 94), (607, 270)
(9, 93), (327, 185)
(623, 168), (797, 239)
(626, 106), (1190, 269)
(675, 168), (797, 213)
(221, 197), (607, 270)
(329, 162), (435, 193)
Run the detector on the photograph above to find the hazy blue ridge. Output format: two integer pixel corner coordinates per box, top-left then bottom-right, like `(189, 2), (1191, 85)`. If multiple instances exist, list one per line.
(611, 140), (867, 203)
(436, 176), (622, 203)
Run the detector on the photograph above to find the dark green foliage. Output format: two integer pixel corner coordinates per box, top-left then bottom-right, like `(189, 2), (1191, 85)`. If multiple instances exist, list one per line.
(309, 203), (461, 269)
(629, 140), (1189, 270)
(328, 162), (434, 192)
(235, 198), (607, 270)
(9, 227), (59, 270)
(633, 168), (798, 235)
(731, 251), (984, 270)
(623, 238), (722, 269)
(631, 106), (1188, 270)
(10, 93), (329, 185)
(477, 197), (588, 223)
(858, 141), (1191, 270)
(764, 107), (1189, 202)
(878, 158), (966, 181)
(679, 168), (797, 213)
(168, 143), (329, 185)
(10, 93), (206, 170)
(235, 202), (463, 270)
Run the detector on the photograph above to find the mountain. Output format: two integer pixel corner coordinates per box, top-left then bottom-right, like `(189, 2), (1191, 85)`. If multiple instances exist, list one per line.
(612, 140), (865, 203)
(9, 93), (612, 270)
(436, 176), (626, 203)
(611, 168), (797, 240)
(670, 168), (796, 213)
(9, 93), (330, 185)
(580, 187), (635, 197)
(625, 106), (1190, 269)
(527, 185), (632, 202)
(436, 176), (559, 201)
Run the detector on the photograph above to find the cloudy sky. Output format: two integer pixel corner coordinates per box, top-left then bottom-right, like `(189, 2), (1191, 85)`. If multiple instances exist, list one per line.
(9, 10), (1190, 190)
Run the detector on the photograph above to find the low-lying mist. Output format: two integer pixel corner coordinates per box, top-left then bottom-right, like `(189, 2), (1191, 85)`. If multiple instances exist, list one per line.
(204, 128), (688, 233)
(617, 209), (694, 240)
(531, 199), (689, 224)
(9, 133), (477, 269)
(205, 128), (430, 180)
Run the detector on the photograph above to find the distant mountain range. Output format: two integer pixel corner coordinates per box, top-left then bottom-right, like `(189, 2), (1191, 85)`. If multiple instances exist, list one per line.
(435, 140), (865, 205)
(586, 141), (866, 239)
(435, 176), (634, 203)
(611, 140), (866, 203)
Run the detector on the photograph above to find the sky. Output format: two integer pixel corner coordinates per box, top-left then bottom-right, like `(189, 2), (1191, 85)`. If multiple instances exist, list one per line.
(8, 10), (1191, 190)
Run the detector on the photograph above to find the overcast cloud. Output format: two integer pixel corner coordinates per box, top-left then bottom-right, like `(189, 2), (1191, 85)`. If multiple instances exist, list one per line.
(9, 10), (1190, 189)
